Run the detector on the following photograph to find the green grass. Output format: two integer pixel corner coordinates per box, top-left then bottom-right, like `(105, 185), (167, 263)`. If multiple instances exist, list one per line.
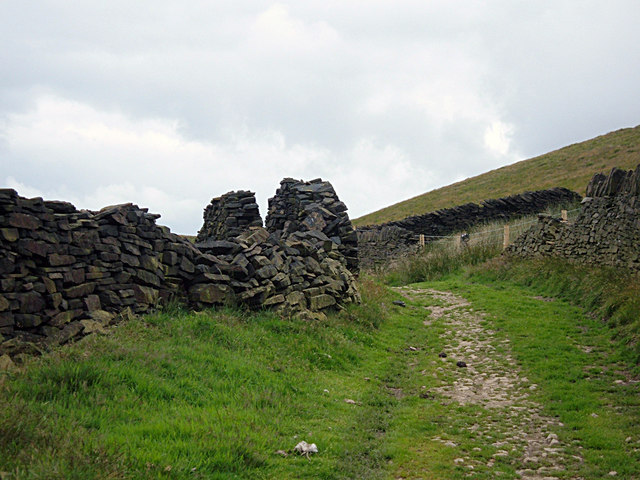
(469, 256), (640, 367)
(0, 280), (417, 479)
(354, 125), (640, 226)
(2, 254), (639, 478)
(385, 276), (640, 479)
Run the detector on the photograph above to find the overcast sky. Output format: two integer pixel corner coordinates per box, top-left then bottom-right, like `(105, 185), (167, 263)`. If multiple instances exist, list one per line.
(1, 1), (639, 233)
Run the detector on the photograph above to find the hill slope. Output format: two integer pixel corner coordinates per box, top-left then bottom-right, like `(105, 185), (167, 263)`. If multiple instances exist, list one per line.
(353, 125), (640, 226)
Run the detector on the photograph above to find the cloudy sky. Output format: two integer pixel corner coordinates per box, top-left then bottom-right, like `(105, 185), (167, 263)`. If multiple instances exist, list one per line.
(1, 1), (639, 233)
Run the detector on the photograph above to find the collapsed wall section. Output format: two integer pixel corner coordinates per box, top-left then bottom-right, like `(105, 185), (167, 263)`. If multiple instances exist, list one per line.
(357, 187), (581, 269)
(0, 179), (361, 360)
(507, 166), (640, 271)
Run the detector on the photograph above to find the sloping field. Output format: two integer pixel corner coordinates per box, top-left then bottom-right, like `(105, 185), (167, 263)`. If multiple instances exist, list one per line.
(354, 125), (640, 226)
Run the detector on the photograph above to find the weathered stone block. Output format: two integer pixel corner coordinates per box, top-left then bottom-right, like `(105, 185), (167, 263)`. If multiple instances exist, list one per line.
(49, 253), (76, 266)
(0, 296), (9, 312)
(189, 284), (233, 304)
(15, 314), (44, 328)
(133, 285), (159, 305)
(256, 264), (278, 280)
(84, 294), (101, 311)
(8, 212), (41, 230)
(18, 292), (45, 314)
(263, 294), (285, 306)
(308, 294), (336, 310)
(0, 228), (19, 242)
(65, 282), (96, 298)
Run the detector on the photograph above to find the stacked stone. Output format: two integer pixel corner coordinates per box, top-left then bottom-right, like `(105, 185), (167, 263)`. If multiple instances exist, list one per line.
(507, 166), (640, 271)
(357, 225), (418, 269)
(585, 165), (640, 197)
(1, 179), (361, 360)
(0, 189), (211, 357)
(192, 227), (359, 317)
(196, 190), (262, 242)
(265, 178), (359, 273)
(357, 187), (581, 269)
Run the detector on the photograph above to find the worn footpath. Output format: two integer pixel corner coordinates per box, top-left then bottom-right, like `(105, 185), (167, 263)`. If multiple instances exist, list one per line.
(394, 286), (584, 480)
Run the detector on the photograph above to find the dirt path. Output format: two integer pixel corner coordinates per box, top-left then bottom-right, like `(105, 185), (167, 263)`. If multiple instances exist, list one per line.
(395, 286), (583, 479)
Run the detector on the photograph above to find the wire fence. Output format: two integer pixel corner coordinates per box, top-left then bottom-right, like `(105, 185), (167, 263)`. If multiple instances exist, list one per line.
(416, 208), (581, 249)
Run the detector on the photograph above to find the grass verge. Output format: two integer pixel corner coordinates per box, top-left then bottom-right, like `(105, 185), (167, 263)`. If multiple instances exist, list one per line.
(0, 279), (420, 479)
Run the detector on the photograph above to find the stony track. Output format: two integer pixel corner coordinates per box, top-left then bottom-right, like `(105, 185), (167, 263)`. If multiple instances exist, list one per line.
(395, 286), (583, 479)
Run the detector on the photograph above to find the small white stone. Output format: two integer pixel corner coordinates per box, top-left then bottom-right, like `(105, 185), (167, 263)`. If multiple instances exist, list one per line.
(454, 458), (465, 464)
(608, 471), (617, 476)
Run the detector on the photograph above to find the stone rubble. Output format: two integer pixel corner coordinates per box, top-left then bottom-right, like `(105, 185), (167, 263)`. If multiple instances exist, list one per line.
(0, 178), (360, 360)
(266, 178), (359, 274)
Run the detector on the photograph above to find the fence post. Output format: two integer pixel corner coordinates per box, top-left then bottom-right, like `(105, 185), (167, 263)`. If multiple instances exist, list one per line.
(503, 224), (510, 250)
(561, 209), (568, 222)
(419, 234), (425, 247)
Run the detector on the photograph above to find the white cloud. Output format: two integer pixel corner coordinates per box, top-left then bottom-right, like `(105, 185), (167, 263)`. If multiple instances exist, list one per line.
(5, 176), (44, 199)
(484, 121), (514, 157)
(1, 94), (428, 232)
(1, 0), (639, 234)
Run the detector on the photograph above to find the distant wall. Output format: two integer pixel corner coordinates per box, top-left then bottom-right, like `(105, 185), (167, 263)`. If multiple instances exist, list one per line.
(0, 178), (360, 359)
(507, 166), (640, 271)
(357, 187), (581, 269)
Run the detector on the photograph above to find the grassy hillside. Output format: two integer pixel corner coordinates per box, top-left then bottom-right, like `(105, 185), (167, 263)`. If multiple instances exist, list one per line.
(354, 125), (640, 226)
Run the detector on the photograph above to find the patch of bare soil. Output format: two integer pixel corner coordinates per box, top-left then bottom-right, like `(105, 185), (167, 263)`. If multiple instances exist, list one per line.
(395, 286), (584, 479)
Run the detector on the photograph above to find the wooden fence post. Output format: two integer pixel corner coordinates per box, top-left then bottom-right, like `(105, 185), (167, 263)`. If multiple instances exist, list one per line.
(419, 234), (425, 247)
(503, 224), (510, 250)
(561, 209), (568, 222)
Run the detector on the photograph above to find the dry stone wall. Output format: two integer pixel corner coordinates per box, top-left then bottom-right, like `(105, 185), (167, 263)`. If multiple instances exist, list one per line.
(357, 187), (581, 269)
(196, 190), (263, 242)
(265, 178), (359, 273)
(507, 166), (640, 271)
(0, 179), (360, 360)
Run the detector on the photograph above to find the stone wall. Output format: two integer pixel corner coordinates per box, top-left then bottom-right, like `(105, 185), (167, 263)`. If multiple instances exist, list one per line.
(196, 190), (263, 242)
(507, 166), (640, 271)
(265, 178), (359, 273)
(0, 179), (360, 360)
(357, 187), (581, 269)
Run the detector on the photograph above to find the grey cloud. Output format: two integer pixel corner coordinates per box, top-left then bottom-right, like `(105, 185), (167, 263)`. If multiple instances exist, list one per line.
(1, 1), (639, 233)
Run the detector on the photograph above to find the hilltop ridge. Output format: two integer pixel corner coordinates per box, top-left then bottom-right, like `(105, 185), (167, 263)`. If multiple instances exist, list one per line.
(354, 125), (640, 226)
